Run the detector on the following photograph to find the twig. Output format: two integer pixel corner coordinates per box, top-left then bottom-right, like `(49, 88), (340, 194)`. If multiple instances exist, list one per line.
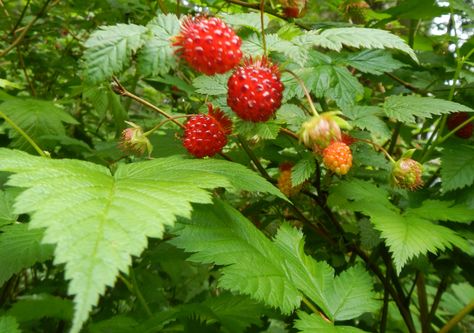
(10, 0), (31, 35)
(0, 0), (54, 58)
(438, 300), (474, 333)
(428, 276), (449, 323)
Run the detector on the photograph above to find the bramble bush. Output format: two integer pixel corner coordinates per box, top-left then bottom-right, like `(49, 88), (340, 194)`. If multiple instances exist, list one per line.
(0, 1), (473, 333)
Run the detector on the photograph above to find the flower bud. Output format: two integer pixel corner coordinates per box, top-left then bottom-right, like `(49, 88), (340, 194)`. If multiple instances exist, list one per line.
(119, 122), (153, 156)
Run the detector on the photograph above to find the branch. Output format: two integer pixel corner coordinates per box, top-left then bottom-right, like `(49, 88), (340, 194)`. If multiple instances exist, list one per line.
(438, 300), (474, 333)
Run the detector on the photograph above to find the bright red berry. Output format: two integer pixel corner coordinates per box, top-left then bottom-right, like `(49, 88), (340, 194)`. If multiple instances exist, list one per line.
(183, 105), (232, 158)
(227, 57), (284, 122)
(322, 141), (352, 175)
(391, 158), (423, 190)
(446, 112), (473, 139)
(173, 16), (242, 75)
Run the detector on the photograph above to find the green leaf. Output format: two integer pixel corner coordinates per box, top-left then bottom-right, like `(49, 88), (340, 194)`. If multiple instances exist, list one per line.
(301, 28), (418, 62)
(6, 294), (73, 322)
(294, 311), (368, 333)
(276, 104), (307, 132)
(137, 14), (180, 77)
(83, 24), (147, 83)
(407, 200), (474, 223)
(273, 224), (378, 320)
(0, 190), (17, 227)
(193, 73), (230, 96)
(340, 50), (406, 75)
(343, 106), (391, 140)
(0, 224), (54, 286)
(291, 154), (316, 186)
(326, 67), (364, 109)
(0, 316), (21, 333)
(383, 96), (473, 124)
(171, 200), (302, 314)
(220, 12), (270, 31)
(441, 143), (474, 192)
(0, 97), (77, 151)
(328, 179), (469, 272)
(236, 120), (282, 141)
(0, 149), (282, 333)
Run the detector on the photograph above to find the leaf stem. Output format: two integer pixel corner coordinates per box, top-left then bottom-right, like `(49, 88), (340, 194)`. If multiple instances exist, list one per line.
(438, 300), (474, 333)
(0, 110), (47, 157)
(283, 69), (318, 116)
(112, 77), (185, 130)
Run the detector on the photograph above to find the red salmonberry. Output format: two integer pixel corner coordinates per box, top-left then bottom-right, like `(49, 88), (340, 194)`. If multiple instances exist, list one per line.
(227, 57), (284, 122)
(183, 105), (232, 158)
(173, 16), (242, 75)
(446, 112), (473, 139)
(322, 141), (352, 175)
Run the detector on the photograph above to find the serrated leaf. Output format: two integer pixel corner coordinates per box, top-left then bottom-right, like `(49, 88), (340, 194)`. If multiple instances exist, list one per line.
(0, 224), (54, 286)
(328, 179), (469, 272)
(83, 24), (147, 83)
(0, 97), (77, 152)
(273, 225), (378, 320)
(220, 12), (269, 31)
(302, 28), (418, 62)
(7, 294), (73, 322)
(193, 73), (230, 96)
(407, 200), (474, 223)
(343, 106), (391, 140)
(441, 143), (474, 192)
(0, 316), (21, 333)
(171, 200), (302, 314)
(0, 149), (282, 333)
(383, 95), (473, 124)
(137, 14), (180, 77)
(291, 154), (316, 186)
(236, 120), (282, 141)
(340, 50), (406, 75)
(294, 311), (368, 333)
(327, 67), (364, 109)
(276, 104), (307, 132)
(0, 190), (17, 227)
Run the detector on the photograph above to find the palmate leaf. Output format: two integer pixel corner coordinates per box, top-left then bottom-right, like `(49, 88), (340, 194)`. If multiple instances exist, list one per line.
(338, 50), (406, 75)
(0, 149), (282, 333)
(0, 97), (77, 151)
(83, 24), (147, 83)
(172, 200), (378, 321)
(137, 14), (180, 77)
(0, 316), (21, 333)
(294, 312), (368, 333)
(383, 95), (473, 124)
(328, 180), (469, 272)
(441, 143), (474, 192)
(300, 28), (418, 62)
(0, 224), (54, 286)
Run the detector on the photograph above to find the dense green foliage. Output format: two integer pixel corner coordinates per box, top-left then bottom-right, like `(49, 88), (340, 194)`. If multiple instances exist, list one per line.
(0, 1), (473, 333)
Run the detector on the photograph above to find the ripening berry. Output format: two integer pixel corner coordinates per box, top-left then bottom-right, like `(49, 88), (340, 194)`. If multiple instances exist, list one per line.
(300, 114), (342, 152)
(322, 141), (352, 175)
(446, 112), (473, 139)
(119, 122), (152, 156)
(227, 57), (284, 122)
(173, 16), (242, 75)
(183, 105), (232, 158)
(280, 0), (308, 18)
(391, 158), (423, 190)
(341, 0), (370, 24)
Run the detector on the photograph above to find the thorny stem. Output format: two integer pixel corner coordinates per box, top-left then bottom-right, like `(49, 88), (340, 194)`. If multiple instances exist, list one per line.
(438, 300), (474, 333)
(0, 110), (47, 157)
(283, 69), (319, 116)
(112, 77), (185, 130)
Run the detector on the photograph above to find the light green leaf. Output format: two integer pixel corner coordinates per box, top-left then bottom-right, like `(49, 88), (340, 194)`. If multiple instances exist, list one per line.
(0, 149), (281, 333)
(236, 120), (282, 141)
(340, 50), (406, 75)
(137, 14), (180, 77)
(302, 28), (418, 62)
(0, 224), (54, 286)
(291, 154), (316, 186)
(294, 311), (368, 333)
(327, 67), (364, 109)
(171, 200), (302, 314)
(83, 24), (147, 83)
(0, 97), (77, 151)
(343, 106), (391, 140)
(193, 73), (230, 96)
(441, 143), (474, 192)
(383, 95), (473, 124)
(0, 190), (17, 227)
(407, 200), (474, 223)
(276, 104), (307, 132)
(7, 294), (73, 322)
(220, 12), (270, 31)
(0, 316), (21, 333)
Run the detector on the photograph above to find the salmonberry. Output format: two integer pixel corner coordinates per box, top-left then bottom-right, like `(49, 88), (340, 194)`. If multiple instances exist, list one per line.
(322, 141), (352, 175)
(446, 112), (473, 139)
(280, 0), (307, 18)
(183, 105), (232, 158)
(277, 163), (303, 197)
(391, 158), (423, 190)
(173, 16), (242, 75)
(341, 0), (370, 24)
(227, 57), (284, 122)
